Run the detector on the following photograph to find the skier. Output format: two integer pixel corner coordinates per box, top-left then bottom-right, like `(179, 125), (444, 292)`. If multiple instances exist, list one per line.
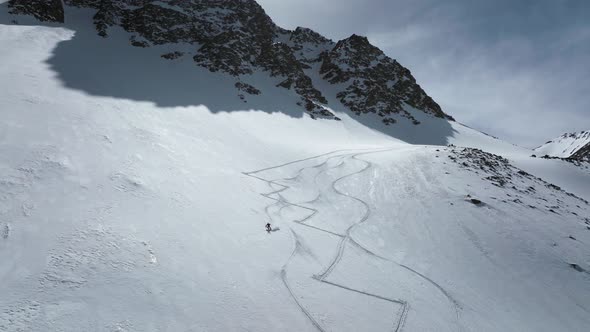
(265, 223), (272, 233)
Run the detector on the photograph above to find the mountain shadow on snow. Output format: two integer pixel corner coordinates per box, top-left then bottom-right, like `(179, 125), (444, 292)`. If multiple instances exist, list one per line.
(0, 1), (457, 146)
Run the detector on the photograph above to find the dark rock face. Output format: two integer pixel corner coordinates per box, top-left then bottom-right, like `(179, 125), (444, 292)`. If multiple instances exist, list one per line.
(570, 143), (590, 161)
(258, 42), (328, 112)
(8, 0), (65, 23)
(67, 0), (333, 116)
(7, 0), (454, 123)
(235, 82), (261, 95)
(320, 35), (452, 125)
(287, 27), (333, 63)
(470, 198), (483, 205)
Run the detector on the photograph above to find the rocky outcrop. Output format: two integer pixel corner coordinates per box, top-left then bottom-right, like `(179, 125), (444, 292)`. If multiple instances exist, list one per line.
(286, 27), (334, 63)
(320, 34), (452, 125)
(7, 0), (454, 123)
(258, 42), (328, 111)
(8, 0), (65, 23)
(570, 143), (590, 161)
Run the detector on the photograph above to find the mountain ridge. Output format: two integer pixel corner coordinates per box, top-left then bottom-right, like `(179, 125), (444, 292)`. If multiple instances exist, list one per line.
(535, 130), (590, 161)
(7, 0), (453, 124)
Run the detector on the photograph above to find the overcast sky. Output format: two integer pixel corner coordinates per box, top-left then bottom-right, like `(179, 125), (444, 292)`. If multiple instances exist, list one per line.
(258, 0), (589, 147)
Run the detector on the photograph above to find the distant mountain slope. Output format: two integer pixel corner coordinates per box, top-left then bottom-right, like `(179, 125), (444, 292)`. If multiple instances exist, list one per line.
(570, 140), (590, 161)
(6, 0), (452, 125)
(534, 131), (590, 159)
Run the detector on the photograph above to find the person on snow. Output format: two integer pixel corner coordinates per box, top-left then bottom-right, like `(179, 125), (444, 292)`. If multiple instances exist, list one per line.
(265, 223), (272, 233)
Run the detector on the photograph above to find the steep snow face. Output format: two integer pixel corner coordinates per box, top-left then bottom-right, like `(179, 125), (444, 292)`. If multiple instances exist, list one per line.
(534, 131), (590, 158)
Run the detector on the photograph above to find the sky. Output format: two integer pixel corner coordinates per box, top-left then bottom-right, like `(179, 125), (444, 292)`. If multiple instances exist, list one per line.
(257, 0), (590, 147)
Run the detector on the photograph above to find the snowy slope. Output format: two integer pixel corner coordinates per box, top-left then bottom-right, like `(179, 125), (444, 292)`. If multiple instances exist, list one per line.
(1, 3), (590, 332)
(246, 147), (590, 332)
(534, 131), (590, 158)
(509, 156), (590, 202)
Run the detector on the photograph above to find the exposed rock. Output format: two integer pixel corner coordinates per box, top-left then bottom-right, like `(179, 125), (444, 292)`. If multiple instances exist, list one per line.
(1, 223), (9, 240)
(449, 147), (589, 206)
(570, 142), (590, 161)
(569, 263), (585, 273)
(8, 0), (65, 23)
(258, 42), (326, 106)
(7, 0), (456, 123)
(470, 198), (483, 205)
(320, 34), (453, 125)
(286, 27), (333, 63)
(161, 51), (184, 60)
(235, 82), (261, 95)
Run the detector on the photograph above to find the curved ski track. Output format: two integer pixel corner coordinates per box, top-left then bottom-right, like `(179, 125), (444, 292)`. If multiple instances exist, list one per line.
(244, 148), (463, 332)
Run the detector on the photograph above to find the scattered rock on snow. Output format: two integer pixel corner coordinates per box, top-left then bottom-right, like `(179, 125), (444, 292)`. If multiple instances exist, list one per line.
(570, 263), (586, 273)
(1, 223), (9, 239)
(8, 0), (64, 23)
(469, 198), (483, 206)
(161, 51), (184, 60)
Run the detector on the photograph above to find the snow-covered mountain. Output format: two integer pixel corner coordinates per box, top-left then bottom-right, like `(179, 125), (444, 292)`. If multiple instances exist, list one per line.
(7, 0), (452, 123)
(1, 1), (589, 331)
(534, 131), (590, 160)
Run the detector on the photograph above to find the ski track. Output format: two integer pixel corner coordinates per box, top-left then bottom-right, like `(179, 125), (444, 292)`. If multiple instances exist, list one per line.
(244, 147), (463, 331)
(281, 229), (327, 332)
(315, 278), (409, 332)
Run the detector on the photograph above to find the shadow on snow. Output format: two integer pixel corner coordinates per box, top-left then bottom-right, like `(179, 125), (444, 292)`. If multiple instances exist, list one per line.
(0, 4), (457, 146)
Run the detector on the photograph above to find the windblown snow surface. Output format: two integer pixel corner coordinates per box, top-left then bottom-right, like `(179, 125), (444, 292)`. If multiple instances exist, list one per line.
(1, 5), (590, 332)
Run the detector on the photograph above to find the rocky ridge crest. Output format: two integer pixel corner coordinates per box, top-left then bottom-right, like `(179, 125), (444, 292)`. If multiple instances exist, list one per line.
(8, 0), (453, 123)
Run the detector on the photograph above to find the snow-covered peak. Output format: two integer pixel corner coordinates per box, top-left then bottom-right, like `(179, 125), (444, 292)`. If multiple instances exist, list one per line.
(534, 130), (590, 159)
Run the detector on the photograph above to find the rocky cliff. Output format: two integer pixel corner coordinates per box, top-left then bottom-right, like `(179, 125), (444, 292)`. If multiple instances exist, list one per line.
(535, 131), (590, 161)
(7, 0), (453, 123)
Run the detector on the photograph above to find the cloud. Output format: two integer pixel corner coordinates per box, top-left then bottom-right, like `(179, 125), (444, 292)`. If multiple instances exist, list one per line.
(258, 0), (590, 147)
